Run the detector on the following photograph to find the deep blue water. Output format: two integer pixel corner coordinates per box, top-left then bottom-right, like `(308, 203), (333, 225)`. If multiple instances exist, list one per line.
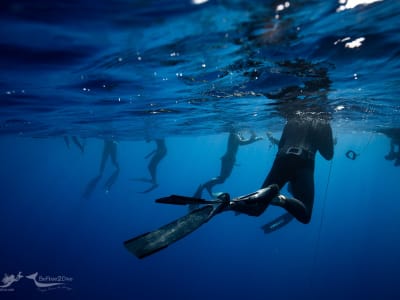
(1, 0), (400, 299)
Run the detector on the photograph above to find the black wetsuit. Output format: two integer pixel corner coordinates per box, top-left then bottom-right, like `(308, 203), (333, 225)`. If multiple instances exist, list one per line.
(100, 139), (119, 174)
(201, 132), (259, 197)
(381, 128), (400, 166)
(261, 117), (334, 223)
(148, 139), (167, 184)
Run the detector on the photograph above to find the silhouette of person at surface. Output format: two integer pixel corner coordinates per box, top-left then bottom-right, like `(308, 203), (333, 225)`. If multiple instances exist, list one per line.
(83, 139), (120, 198)
(64, 136), (85, 153)
(229, 61), (334, 231)
(380, 128), (400, 167)
(134, 138), (167, 193)
(194, 129), (262, 199)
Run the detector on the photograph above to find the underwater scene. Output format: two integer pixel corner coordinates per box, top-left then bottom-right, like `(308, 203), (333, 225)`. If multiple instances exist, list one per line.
(1, 0), (399, 299)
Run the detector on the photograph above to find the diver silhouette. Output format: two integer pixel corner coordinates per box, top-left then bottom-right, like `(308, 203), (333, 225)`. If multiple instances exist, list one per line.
(83, 139), (120, 198)
(134, 138), (167, 193)
(380, 128), (400, 167)
(256, 114), (334, 224)
(255, 62), (334, 231)
(193, 129), (262, 199)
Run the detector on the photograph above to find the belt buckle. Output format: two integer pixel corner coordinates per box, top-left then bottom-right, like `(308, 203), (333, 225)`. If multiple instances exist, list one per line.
(286, 147), (302, 156)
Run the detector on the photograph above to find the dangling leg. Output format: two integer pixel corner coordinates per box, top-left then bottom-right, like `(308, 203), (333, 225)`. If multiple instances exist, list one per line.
(385, 140), (396, 160)
(204, 156), (234, 197)
(203, 177), (225, 197)
(270, 195), (309, 223)
(271, 167), (314, 224)
(394, 142), (400, 166)
(227, 185), (280, 216)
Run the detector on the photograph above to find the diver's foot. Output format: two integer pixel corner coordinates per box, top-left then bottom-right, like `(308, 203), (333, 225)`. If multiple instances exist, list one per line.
(216, 192), (230, 202)
(385, 152), (396, 160)
(204, 182), (215, 198)
(271, 194), (287, 207)
(395, 158), (400, 167)
(212, 191), (222, 198)
(212, 191), (230, 202)
(214, 192), (231, 214)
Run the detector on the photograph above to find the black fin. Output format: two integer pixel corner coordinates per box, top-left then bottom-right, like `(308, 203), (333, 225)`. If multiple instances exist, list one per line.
(261, 213), (294, 234)
(156, 195), (216, 205)
(124, 205), (218, 259)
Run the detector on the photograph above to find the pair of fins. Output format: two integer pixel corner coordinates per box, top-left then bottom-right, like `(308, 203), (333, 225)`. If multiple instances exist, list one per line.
(124, 185), (292, 259)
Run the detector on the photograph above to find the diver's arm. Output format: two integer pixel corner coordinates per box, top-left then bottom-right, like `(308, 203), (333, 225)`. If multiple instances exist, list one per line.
(238, 131), (262, 145)
(145, 150), (156, 159)
(318, 123), (334, 160)
(266, 132), (279, 146)
(277, 126), (287, 149)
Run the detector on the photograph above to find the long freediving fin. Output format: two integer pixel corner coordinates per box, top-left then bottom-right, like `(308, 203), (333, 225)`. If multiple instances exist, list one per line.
(156, 185), (278, 206)
(155, 195), (222, 205)
(261, 212), (294, 234)
(124, 185), (280, 259)
(124, 204), (224, 259)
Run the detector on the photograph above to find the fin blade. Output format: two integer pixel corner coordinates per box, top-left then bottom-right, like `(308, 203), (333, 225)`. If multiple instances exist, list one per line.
(156, 195), (209, 205)
(124, 205), (215, 259)
(261, 213), (294, 234)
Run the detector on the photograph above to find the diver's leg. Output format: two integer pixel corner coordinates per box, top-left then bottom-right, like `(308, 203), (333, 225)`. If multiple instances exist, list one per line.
(395, 142), (400, 166)
(219, 157), (234, 180)
(203, 177), (225, 197)
(227, 185), (280, 216)
(110, 142), (119, 170)
(83, 175), (102, 199)
(148, 152), (167, 183)
(64, 136), (70, 149)
(105, 169), (120, 193)
(148, 157), (157, 184)
(203, 157), (233, 196)
(395, 155), (400, 167)
(228, 199), (267, 216)
(274, 167), (314, 224)
(72, 136), (85, 153)
(261, 156), (288, 189)
(385, 140), (396, 160)
(99, 141), (110, 175)
(270, 195), (309, 223)
(193, 184), (204, 198)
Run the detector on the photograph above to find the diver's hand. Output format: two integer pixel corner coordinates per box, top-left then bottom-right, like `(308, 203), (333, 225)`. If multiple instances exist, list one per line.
(266, 131), (278, 145)
(249, 130), (262, 141)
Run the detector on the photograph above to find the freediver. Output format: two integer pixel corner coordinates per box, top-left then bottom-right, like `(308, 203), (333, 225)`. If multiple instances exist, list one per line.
(83, 139), (120, 198)
(255, 114), (334, 224)
(134, 138), (167, 193)
(380, 128), (400, 167)
(254, 63), (334, 230)
(193, 129), (262, 199)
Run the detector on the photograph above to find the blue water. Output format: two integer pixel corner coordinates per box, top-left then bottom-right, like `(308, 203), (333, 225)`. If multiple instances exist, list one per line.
(1, 0), (400, 299)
